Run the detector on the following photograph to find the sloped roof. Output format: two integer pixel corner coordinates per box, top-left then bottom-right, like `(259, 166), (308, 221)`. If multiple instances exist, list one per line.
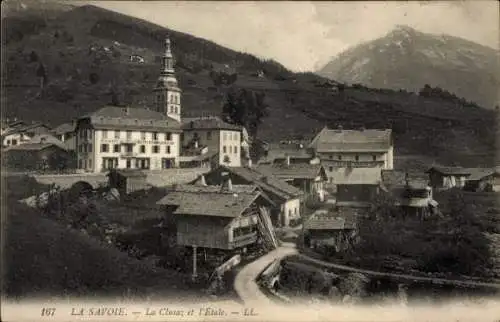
(328, 167), (382, 185)
(221, 166), (303, 200)
(171, 184), (259, 194)
(258, 145), (313, 164)
(463, 168), (497, 181)
(256, 163), (325, 180)
(156, 191), (261, 218)
(4, 143), (59, 152)
(304, 208), (358, 230)
(426, 166), (472, 176)
(381, 170), (429, 190)
(80, 106), (181, 132)
(309, 127), (392, 152)
(52, 122), (77, 135)
(2, 122), (51, 137)
(182, 116), (242, 131)
(26, 134), (67, 150)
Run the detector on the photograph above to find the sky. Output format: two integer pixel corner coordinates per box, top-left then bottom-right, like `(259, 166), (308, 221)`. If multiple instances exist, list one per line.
(85, 1), (499, 72)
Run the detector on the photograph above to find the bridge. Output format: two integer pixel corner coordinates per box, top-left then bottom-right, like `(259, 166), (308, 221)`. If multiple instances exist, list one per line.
(30, 168), (210, 191)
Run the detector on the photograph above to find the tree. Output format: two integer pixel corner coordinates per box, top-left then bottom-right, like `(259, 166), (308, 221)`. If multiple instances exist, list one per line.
(222, 88), (269, 137)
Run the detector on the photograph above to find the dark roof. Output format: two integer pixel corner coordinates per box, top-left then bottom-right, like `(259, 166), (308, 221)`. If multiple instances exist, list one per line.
(4, 143), (60, 152)
(309, 127), (392, 152)
(3, 122), (51, 137)
(381, 170), (429, 190)
(156, 191), (261, 218)
(52, 122), (77, 135)
(80, 106), (181, 132)
(220, 166), (303, 200)
(304, 208), (358, 230)
(182, 116), (242, 131)
(426, 166), (472, 176)
(464, 168), (497, 181)
(258, 145), (313, 164)
(256, 163), (325, 180)
(171, 184), (259, 194)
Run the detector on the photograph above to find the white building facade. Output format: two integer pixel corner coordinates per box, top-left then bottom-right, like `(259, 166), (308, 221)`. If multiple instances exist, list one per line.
(75, 37), (183, 172)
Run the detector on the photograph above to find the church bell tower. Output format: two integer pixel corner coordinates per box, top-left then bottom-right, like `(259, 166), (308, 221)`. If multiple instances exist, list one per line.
(154, 36), (181, 122)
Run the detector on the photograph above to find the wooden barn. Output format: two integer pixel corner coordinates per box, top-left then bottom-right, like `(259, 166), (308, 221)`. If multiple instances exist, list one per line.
(303, 208), (359, 253)
(107, 169), (149, 195)
(3, 142), (73, 172)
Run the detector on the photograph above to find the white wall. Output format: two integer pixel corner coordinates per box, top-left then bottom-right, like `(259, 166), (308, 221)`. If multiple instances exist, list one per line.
(77, 128), (180, 173)
(281, 198), (300, 227)
(3, 133), (32, 147)
(219, 130), (241, 167)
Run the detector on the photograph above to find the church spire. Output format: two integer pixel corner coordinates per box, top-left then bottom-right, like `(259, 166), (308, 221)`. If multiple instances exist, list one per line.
(153, 35), (182, 122)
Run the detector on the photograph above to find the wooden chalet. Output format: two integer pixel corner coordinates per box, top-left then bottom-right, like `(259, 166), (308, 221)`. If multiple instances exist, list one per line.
(256, 162), (328, 202)
(303, 208), (359, 253)
(202, 166), (304, 227)
(156, 184), (275, 251)
(381, 170), (438, 218)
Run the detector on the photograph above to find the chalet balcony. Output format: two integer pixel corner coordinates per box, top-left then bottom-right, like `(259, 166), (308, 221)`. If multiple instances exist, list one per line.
(229, 231), (258, 249)
(323, 160), (385, 168)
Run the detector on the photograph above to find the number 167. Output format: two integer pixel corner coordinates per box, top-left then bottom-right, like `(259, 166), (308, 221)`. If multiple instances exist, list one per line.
(41, 308), (56, 317)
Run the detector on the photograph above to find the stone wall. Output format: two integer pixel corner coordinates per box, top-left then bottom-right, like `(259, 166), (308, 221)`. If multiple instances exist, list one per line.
(31, 168), (210, 190)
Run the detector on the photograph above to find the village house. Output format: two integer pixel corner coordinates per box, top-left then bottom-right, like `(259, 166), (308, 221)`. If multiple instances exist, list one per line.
(3, 140), (72, 172)
(303, 208), (359, 253)
(308, 126), (394, 183)
(203, 166), (304, 227)
(463, 168), (500, 192)
(2, 122), (52, 148)
(1, 119), (27, 136)
(181, 116), (243, 167)
(156, 185), (275, 251)
(326, 167), (382, 191)
(381, 170), (438, 218)
(256, 161), (328, 202)
(426, 166), (472, 190)
(335, 183), (380, 209)
(52, 121), (77, 151)
(257, 141), (315, 165)
(75, 37), (182, 172)
(178, 144), (214, 168)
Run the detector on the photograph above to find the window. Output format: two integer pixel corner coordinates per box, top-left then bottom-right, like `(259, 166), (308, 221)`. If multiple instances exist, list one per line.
(329, 166), (333, 172)
(126, 159), (131, 168)
(207, 131), (212, 140)
(101, 144), (109, 152)
(140, 145), (146, 153)
(141, 131), (146, 140)
(355, 155), (359, 161)
(338, 155), (342, 161)
(329, 155), (333, 159)
(114, 130), (120, 139)
(166, 132), (172, 141)
(234, 146), (238, 154)
(223, 146), (227, 153)
(83, 159), (87, 169)
(126, 131), (132, 139)
(12, 139), (17, 145)
(88, 159), (92, 169)
(153, 145), (159, 153)
(88, 130), (92, 139)
(78, 160), (83, 169)
(153, 132), (158, 140)
(166, 146), (171, 154)
(113, 144), (120, 153)
(102, 130), (108, 139)
(6, 140), (10, 145)
(372, 155), (377, 161)
(125, 144), (133, 153)
(88, 144), (93, 152)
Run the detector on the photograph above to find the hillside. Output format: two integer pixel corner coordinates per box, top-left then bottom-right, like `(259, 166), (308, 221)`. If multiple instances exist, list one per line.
(317, 25), (500, 110)
(2, 4), (497, 168)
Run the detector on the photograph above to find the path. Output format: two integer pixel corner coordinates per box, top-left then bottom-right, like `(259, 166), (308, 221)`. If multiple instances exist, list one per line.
(296, 252), (500, 290)
(234, 243), (297, 306)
